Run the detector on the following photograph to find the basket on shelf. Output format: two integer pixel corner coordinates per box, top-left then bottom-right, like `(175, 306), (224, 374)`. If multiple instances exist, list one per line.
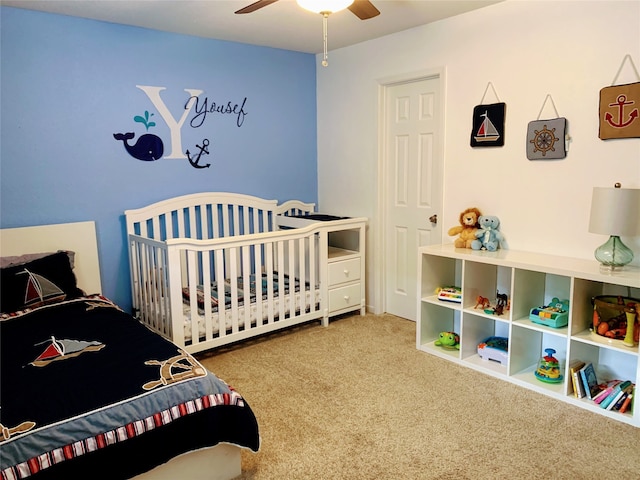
(591, 295), (639, 342)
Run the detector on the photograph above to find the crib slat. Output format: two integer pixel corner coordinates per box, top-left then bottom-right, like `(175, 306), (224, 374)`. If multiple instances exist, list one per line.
(152, 216), (161, 241)
(288, 239), (296, 315)
(309, 233), (317, 313)
(241, 245), (251, 329)
(298, 236), (306, 317)
(253, 242), (263, 326)
(212, 203), (221, 239)
(251, 207), (260, 234)
(186, 250), (200, 347)
(265, 242), (275, 324)
(232, 204), (240, 235)
(277, 241), (285, 320)
(215, 248), (226, 339)
(177, 209), (186, 239)
(201, 249), (212, 342)
(242, 205), (250, 236)
(222, 205), (230, 236)
(229, 247), (239, 333)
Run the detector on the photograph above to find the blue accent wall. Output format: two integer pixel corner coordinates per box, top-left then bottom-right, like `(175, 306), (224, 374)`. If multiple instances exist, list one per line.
(0, 7), (317, 310)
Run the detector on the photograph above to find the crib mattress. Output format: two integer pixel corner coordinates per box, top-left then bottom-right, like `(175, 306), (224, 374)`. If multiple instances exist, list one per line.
(180, 272), (320, 342)
(183, 289), (321, 342)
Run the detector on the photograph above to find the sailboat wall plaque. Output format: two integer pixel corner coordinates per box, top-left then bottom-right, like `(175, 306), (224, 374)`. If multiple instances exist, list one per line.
(470, 102), (506, 147)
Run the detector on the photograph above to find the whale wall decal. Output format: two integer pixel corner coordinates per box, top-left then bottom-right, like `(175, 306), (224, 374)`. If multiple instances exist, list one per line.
(113, 132), (164, 161)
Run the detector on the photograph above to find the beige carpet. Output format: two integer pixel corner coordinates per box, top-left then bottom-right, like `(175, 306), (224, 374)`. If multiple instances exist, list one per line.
(198, 314), (640, 479)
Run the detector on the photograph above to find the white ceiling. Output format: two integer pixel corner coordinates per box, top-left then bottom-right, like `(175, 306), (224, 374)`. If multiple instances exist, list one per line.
(1, 0), (503, 54)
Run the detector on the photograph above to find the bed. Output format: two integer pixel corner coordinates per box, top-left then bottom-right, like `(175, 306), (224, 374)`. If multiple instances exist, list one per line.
(0, 221), (260, 480)
(125, 192), (367, 355)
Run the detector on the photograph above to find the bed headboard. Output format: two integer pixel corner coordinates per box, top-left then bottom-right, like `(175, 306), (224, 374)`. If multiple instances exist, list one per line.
(0, 221), (102, 295)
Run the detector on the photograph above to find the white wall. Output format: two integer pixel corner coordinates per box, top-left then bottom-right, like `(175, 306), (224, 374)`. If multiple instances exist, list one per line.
(316, 0), (640, 314)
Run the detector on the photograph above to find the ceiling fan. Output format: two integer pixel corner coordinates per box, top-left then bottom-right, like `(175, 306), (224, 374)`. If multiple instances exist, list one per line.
(235, 0), (381, 20)
(235, 0), (381, 66)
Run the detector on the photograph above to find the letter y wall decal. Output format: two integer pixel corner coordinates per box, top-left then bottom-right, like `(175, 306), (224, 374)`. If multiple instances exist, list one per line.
(113, 86), (249, 170)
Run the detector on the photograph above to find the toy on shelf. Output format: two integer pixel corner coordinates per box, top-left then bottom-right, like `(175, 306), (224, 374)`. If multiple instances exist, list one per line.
(530, 298), (569, 328)
(434, 331), (460, 350)
(591, 296), (640, 342)
(475, 296), (490, 309)
(623, 305), (638, 347)
(534, 348), (563, 383)
(436, 286), (462, 303)
(471, 215), (506, 251)
(480, 291), (509, 316)
(447, 207), (482, 249)
(477, 336), (508, 365)
(494, 291), (508, 316)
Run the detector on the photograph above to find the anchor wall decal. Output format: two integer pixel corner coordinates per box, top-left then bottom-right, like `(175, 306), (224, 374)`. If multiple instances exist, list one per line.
(185, 138), (211, 169)
(605, 94), (639, 129)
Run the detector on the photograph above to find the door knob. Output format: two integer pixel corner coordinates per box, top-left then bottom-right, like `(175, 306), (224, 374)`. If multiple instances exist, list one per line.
(429, 215), (438, 224)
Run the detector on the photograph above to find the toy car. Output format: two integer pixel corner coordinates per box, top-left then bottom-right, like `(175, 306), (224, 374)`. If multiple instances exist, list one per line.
(477, 336), (508, 365)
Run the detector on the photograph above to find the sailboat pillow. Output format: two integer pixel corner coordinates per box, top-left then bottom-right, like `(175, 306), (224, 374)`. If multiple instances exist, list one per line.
(0, 252), (84, 315)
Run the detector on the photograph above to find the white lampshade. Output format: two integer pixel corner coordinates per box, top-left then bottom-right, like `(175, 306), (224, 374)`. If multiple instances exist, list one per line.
(589, 185), (640, 236)
(296, 0), (354, 14)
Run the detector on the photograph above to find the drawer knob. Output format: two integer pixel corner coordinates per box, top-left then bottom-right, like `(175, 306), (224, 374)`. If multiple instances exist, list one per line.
(343, 295), (350, 301)
(343, 269), (350, 275)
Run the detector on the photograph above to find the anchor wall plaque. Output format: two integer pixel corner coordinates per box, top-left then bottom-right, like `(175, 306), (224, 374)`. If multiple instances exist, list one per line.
(599, 54), (640, 140)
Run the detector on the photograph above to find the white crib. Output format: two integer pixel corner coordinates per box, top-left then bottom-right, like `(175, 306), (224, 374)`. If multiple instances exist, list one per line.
(125, 192), (366, 354)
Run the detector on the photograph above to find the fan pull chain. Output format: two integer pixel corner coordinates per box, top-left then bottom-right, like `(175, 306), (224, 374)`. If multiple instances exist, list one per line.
(322, 13), (329, 67)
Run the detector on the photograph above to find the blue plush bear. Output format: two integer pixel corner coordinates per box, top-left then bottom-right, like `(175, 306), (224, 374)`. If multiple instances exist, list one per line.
(471, 215), (504, 251)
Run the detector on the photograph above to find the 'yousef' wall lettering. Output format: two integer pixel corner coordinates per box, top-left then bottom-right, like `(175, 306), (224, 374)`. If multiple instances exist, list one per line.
(133, 86), (248, 159)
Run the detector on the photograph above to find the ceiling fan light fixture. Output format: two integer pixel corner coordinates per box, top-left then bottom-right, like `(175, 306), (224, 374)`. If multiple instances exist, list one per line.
(296, 0), (354, 14)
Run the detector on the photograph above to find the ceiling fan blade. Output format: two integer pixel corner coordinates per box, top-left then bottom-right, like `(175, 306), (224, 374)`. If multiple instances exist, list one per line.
(235, 0), (280, 14)
(348, 0), (380, 20)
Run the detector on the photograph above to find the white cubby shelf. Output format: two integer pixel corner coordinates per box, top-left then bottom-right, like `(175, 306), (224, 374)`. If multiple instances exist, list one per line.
(417, 244), (640, 427)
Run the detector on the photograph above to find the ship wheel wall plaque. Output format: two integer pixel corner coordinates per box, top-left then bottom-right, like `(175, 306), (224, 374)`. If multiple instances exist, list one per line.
(526, 117), (567, 160)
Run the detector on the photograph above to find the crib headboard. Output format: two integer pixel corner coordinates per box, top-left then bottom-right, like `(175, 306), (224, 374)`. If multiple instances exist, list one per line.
(0, 221), (102, 295)
(277, 199), (316, 217)
(125, 192), (314, 241)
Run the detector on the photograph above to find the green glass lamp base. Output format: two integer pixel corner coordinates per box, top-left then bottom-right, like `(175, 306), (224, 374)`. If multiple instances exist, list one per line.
(594, 235), (634, 273)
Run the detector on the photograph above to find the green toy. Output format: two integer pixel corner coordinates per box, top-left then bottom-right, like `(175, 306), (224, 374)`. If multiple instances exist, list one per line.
(434, 331), (460, 350)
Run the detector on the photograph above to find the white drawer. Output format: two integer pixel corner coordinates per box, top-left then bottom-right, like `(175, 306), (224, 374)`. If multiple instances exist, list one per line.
(328, 257), (361, 287)
(328, 283), (361, 313)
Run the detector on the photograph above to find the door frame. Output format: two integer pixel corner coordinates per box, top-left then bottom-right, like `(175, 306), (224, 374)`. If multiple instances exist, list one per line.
(375, 67), (446, 316)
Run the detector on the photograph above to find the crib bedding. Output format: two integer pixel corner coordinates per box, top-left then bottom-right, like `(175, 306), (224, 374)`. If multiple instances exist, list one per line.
(180, 272), (320, 342)
(0, 295), (259, 479)
(182, 271), (311, 310)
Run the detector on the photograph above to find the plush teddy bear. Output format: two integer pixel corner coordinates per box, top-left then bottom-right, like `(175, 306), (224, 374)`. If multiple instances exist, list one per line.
(471, 215), (505, 251)
(447, 207), (482, 249)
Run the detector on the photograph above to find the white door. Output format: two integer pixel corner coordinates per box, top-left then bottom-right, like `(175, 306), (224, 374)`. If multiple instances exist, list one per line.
(383, 75), (443, 321)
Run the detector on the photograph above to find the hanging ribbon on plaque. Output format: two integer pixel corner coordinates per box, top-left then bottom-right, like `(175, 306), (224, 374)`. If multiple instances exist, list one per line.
(470, 82), (506, 147)
(526, 94), (570, 160)
(599, 54), (640, 140)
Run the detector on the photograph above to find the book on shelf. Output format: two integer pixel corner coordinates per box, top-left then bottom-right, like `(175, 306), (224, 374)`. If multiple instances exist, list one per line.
(609, 385), (634, 411)
(579, 363), (600, 400)
(602, 381), (633, 410)
(592, 380), (623, 404)
(569, 360), (586, 398)
(612, 391), (629, 411)
(619, 391), (634, 414)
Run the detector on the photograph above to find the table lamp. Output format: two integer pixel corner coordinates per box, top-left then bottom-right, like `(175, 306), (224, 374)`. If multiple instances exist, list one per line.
(588, 183), (640, 272)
